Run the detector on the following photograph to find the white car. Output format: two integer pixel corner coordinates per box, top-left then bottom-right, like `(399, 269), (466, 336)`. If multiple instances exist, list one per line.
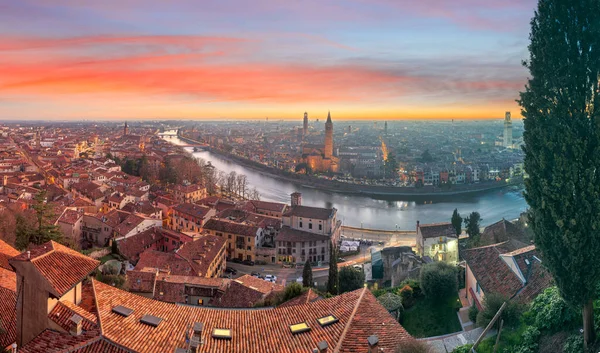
(264, 274), (277, 282)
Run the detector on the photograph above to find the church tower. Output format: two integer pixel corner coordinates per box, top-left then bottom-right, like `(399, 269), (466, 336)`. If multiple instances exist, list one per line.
(303, 112), (308, 136)
(324, 111), (333, 159)
(124, 122), (129, 136)
(503, 112), (512, 148)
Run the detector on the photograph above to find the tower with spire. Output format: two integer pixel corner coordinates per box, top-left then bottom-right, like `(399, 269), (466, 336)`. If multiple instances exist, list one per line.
(303, 112), (308, 136)
(124, 122), (129, 136)
(324, 111), (333, 159)
(503, 112), (512, 148)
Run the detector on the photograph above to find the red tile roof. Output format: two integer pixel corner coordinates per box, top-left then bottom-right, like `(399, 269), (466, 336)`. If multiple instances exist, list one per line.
(18, 329), (103, 353)
(116, 228), (163, 264)
(462, 242), (553, 303)
(0, 278), (16, 348)
(0, 239), (19, 271)
(10, 241), (99, 297)
(278, 288), (320, 308)
(284, 205), (334, 220)
(48, 301), (98, 332)
(92, 280), (411, 353)
(418, 222), (456, 239)
(203, 218), (261, 237)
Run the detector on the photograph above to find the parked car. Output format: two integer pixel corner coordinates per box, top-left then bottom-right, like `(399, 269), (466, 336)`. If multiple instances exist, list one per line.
(243, 260), (255, 266)
(231, 258), (243, 264)
(337, 257), (346, 263)
(264, 274), (277, 282)
(225, 267), (237, 275)
(251, 271), (261, 277)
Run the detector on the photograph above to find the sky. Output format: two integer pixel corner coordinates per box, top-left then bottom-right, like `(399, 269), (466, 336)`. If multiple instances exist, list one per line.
(0, 0), (537, 121)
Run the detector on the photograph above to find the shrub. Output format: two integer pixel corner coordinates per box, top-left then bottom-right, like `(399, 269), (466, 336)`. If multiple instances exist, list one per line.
(339, 266), (365, 294)
(508, 326), (540, 353)
(399, 285), (415, 307)
(394, 338), (432, 353)
(283, 282), (304, 301)
(562, 334), (583, 353)
(468, 305), (479, 323)
(451, 344), (473, 353)
(476, 293), (523, 328)
(399, 279), (422, 297)
(525, 286), (577, 332)
(419, 262), (458, 300)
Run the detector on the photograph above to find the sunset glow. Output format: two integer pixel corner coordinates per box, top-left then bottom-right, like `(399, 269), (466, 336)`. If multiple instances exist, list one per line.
(0, 0), (536, 120)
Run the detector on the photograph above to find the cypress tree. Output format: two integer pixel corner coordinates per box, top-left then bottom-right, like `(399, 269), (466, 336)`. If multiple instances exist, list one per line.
(302, 260), (313, 288)
(451, 208), (462, 236)
(519, 0), (600, 348)
(327, 244), (339, 295)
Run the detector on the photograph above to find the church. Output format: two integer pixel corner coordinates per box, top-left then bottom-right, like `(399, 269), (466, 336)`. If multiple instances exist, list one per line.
(302, 111), (339, 173)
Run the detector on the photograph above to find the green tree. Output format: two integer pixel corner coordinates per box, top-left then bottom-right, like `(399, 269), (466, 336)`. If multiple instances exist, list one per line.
(421, 149), (433, 162)
(464, 211), (481, 245)
(327, 245), (339, 295)
(519, 0), (600, 348)
(384, 153), (398, 179)
(16, 191), (63, 250)
(419, 262), (458, 300)
(339, 266), (365, 294)
(302, 261), (313, 287)
(451, 208), (462, 236)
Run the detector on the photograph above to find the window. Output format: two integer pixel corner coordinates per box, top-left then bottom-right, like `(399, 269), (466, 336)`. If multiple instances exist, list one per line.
(289, 322), (311, 334)
(299, 221), (303, 228)
(309, 223), (312, 229)
(476, 283), (481, 294)
(247, 246), (251, 250)
(198, 299), (204, 306)
(319, 224), (322, 230)
(228, 234), (231, 239)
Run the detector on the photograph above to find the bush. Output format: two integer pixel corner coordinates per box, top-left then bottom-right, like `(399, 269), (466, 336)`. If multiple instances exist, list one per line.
(562, 334), (583, 353)
(507, 326), (540, 353)
(339, 266), (365, 294)
(525, 286), (577, 332)
(419, 262), (458, 300)
(283, 282), (304, 301)
(399, 285), (414, 306)
(394, 339), (432, 353)
(468, 305), (479, 323)
(451, 344), (473, 353)
(476, 293), (523, 328)
(399, 279), (423, 298)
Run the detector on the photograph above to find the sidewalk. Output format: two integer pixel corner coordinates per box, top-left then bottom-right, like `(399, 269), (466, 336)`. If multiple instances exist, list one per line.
(424, 327), (497, 353)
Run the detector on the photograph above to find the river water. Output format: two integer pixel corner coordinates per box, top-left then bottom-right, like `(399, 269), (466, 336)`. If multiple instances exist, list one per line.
(164, 135), (528, 230)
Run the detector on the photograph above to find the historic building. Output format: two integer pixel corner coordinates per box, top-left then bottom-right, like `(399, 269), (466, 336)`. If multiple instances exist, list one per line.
(302, 111), (339, 173)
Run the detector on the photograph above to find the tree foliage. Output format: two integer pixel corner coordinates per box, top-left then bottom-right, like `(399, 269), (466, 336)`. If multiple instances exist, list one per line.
(525, 286), (577, 332)
(519, 0), (600, 347)
(475, 292), (523, 328)
(339, 266), (365, 294)
(451, 208), (462, 236)
(463, 211), (481, 245)
(302, 261), (313, 287)
(419, 262), (458, 300)
(327, 245), (339, 295)
(16, 191), (64, 250)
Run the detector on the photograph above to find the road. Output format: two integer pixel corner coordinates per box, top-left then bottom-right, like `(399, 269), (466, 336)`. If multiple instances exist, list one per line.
(341, 227), (416, 247)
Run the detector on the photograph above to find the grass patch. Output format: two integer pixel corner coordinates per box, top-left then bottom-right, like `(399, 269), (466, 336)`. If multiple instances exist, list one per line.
(99, 254), (119, 264)
(401, 294), (462, 338)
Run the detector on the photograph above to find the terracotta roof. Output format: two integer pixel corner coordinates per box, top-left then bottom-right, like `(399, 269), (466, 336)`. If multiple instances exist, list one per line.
(173, 203), (211, 219)
(247, 200), (287, 213)
(278, 289), (320, 308)
(48, 301), (98, 332)
(92, 280), (411, 353)
(135, 250), (193, 276)
(277, 226), (331, 243)
(284, 205), (335, 220)
(126, 269), (158, 294)
(233, 274), (284, 295)
(175, 235), (226, 277)
(0, 273), (16, 348)
(10, 241), (99, 297)
(58, 209), (83, 225)
(0, 239), (19, 271)
(480, 219), (528, 245)
(203, 218), (261, 237)
(113, 213), (147, 237)
(116, 228), (163, 263)
(418, 222), (456, 239)
(462, 242), (552, 303)
(18, 329), (103, 353)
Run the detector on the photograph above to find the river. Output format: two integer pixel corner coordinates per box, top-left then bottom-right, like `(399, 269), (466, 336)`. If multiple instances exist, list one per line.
(163, 135), (528, 230)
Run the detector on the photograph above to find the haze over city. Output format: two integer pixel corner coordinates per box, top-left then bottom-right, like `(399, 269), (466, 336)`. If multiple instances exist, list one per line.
(0, 0), (536, 120)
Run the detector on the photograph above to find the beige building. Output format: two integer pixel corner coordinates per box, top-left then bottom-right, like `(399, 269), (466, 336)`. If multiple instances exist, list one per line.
(203, 218), (263, 262)
(415, 221), (458, 263)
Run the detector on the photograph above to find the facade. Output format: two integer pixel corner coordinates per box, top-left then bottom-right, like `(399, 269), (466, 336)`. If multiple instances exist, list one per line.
(203, 218), (263, 262)
(56, 209), (83, 245)
(503, 111), (513, 148)
(415, 221), (458, 263)
(169, 203), (215, 233)
(282, 193), (341, 245)
(168, 183), (207, 203)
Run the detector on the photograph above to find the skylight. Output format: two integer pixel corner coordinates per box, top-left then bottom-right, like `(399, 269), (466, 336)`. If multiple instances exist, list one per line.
(140, 314), (162, 327)
(212, 328), (232, 339)
(317, 315), (339, 327)
(112, 305), (134, 317)
(290, 322), (311, 334)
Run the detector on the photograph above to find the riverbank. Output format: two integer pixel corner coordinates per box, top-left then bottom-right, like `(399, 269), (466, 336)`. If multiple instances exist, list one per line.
(197, 145), (523, 200)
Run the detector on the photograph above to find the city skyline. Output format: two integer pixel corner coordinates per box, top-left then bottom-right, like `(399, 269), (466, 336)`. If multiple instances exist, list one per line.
(0, 0), (536, 120)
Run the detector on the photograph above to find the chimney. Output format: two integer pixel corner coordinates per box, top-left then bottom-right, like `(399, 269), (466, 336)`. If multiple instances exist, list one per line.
(416, 220), (420, 231)
(11, 343), (16, 353)
(189, 322), (203, 353)
(291, 192), (302, 207)
(27, 251), (30, 260)
(2, 175), (7, 186)
(317, 340), (328, 353)
(69, 314), (83, 336)
(367, 335), (379, 353)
